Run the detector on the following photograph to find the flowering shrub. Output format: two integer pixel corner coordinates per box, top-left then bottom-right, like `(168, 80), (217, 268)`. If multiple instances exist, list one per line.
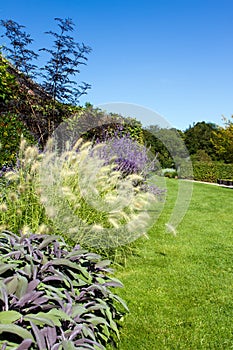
(95, 135), (157, 177)
(0, 231), (127, 349)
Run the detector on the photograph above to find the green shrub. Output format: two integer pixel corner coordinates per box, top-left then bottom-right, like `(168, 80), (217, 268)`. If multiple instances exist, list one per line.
(162, 168), (178, 178)
(192, 161), (233, 182)
(0, 113), (35, 167)
(0, 55), (17, 104)
(191, 150), (212, 162)
(71, 105), (145, 145)
(0, 231), (128, 349)
(0, 56), (36, 167)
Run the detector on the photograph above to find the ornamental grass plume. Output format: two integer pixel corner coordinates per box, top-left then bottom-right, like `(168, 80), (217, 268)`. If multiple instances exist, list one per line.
(40, 137), (165, 249)
(0, 137), (52, 235)
(0, 203), (8, 212)
(0, 134), (165, 251)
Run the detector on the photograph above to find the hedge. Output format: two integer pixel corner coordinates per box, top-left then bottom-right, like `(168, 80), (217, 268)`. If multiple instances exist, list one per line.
(192, 161), (233, 183)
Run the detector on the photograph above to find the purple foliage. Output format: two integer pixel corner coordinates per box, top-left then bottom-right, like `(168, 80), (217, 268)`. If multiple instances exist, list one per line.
(0, 231), (127, 349)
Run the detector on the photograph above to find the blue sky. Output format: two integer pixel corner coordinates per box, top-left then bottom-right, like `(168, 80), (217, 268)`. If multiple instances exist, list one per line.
(0, 0), (233, 130)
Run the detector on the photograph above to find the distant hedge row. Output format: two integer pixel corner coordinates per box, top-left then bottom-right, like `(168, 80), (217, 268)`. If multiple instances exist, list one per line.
(192, 161), (233, 183)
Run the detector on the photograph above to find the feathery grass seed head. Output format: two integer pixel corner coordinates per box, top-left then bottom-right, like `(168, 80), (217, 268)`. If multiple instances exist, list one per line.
(5, 171), (19, 181)
(19, 137), (27, 152)
(0, 204), (8, 212)
(91, 224), (104, 232)
(8, 192), (18, 202)
(21, 225), (31, 235)
(38, 223), (50, 234)
(18, 184), (26, 194)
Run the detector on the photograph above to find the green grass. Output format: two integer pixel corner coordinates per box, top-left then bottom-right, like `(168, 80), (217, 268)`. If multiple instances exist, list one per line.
(115, 180), (233, 349)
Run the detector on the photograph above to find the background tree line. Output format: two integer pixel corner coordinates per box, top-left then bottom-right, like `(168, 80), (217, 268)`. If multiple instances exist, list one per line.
(143, 119), (233, 168)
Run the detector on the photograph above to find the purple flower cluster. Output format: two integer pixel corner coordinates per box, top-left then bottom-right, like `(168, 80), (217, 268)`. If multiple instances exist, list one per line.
(140, 183), (165, 198)
(95, 135), (157, 177)
(0, 164), (12, 178)
(90, 134), (164, 198)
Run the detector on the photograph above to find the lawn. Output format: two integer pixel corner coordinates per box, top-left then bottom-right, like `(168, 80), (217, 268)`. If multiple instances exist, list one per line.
(115, 179), (233, 349)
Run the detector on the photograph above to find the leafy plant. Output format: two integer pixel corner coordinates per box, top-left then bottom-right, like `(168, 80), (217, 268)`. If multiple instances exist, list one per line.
(75, 104), (145, 145)
(0, 54), (18, 106)
(143, 127), (174, 168)
(39, 18), (91, 106)
(0, 19), (38, 79)
(0, 231), (128, 349)
(143, 126), (189, 170)
(183, 121), (218, 160)
(211, 116), (233, 163)
(190, 149), (212, 162)
(0, 55), (37, 167)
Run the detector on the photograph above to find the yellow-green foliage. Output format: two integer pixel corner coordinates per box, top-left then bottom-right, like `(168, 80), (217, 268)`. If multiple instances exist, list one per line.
(211, 117), (233, 163)
(0, 55), (17, 102)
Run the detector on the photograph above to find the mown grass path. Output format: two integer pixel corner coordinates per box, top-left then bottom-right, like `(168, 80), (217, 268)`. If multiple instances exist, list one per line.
(115, 180), (233, 349)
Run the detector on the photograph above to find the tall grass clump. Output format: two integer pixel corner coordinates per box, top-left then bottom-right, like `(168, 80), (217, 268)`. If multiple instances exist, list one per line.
(0, 137), (52, 235)
(40, 137), (165, 250)
(0, 135), (165, 258)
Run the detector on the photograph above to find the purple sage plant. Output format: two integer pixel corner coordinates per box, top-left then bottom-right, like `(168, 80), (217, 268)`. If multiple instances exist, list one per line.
(0, 231), (128, 349)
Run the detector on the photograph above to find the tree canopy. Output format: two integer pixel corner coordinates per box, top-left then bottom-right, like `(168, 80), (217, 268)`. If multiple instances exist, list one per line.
(183, 121), (218, 160)
(211, 117), (233, 163)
